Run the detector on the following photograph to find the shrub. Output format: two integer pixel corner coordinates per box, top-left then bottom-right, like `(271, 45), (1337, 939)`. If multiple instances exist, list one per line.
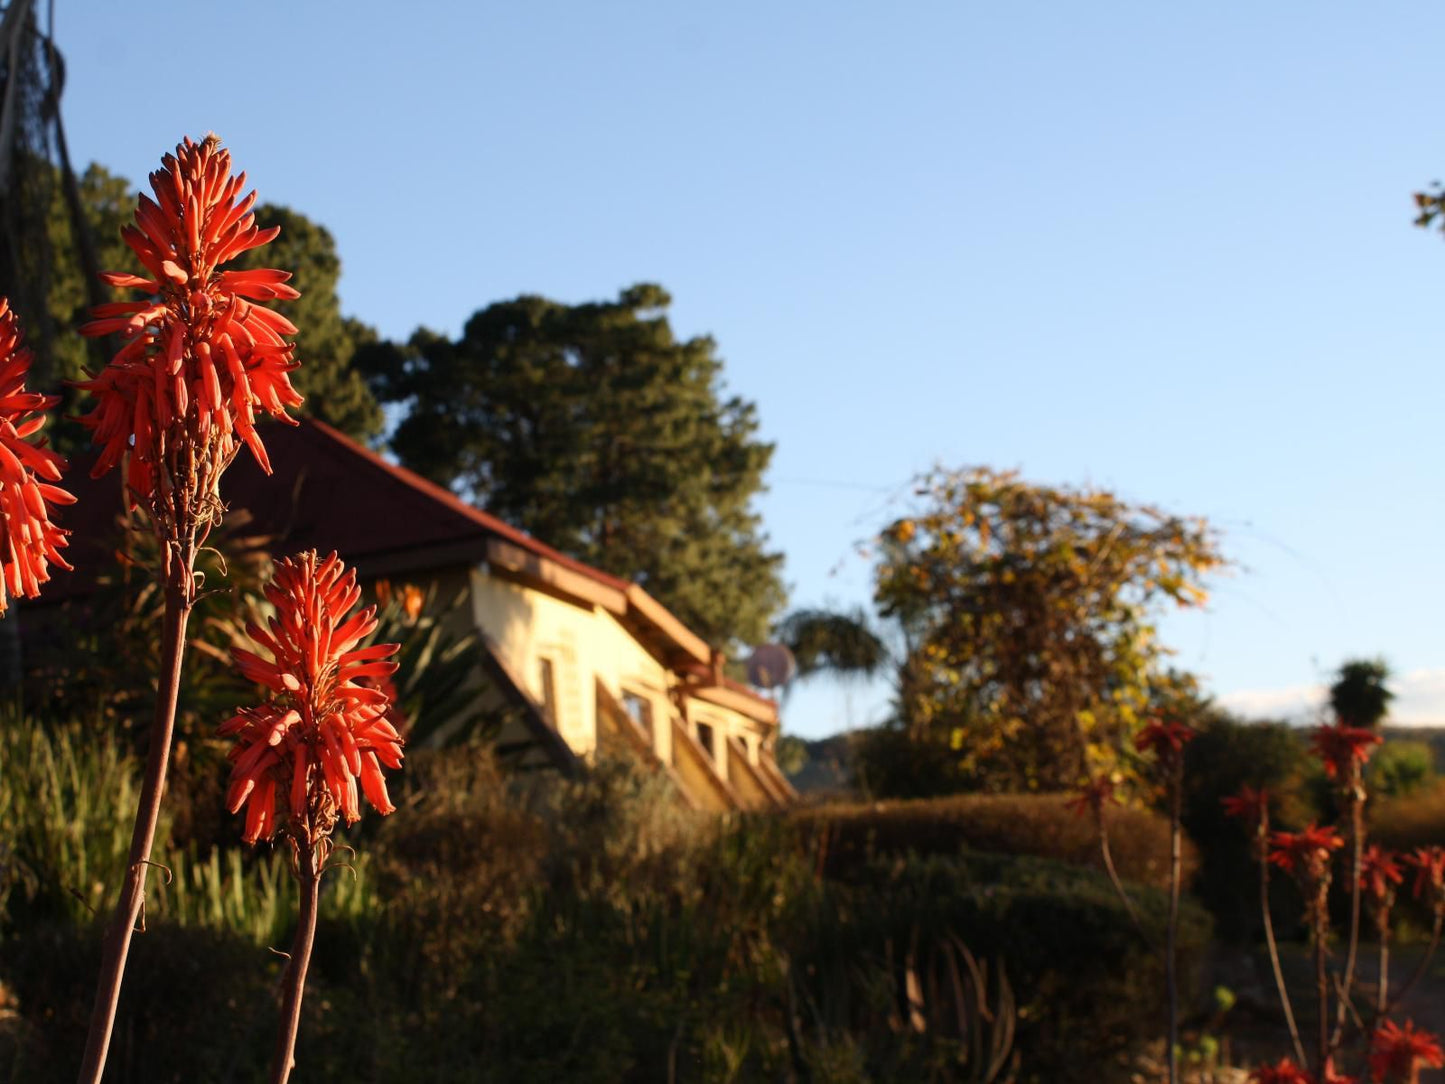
(1372, 739), (1435, 799)
(1, 739), (1204, 1081)
(1178, 715), (1317, 940)
(805, 850), (1212, 1084)
(788, 791), (1194, 889)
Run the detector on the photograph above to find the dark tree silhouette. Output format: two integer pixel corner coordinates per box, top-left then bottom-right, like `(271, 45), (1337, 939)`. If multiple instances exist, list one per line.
(1328, 657), (1393, 730)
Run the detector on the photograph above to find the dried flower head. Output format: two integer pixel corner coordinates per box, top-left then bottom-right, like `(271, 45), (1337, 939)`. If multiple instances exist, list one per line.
(1369, 1019), (1444, 1082)
(221, 551), (402, 849)
(1269, 824), (1345, 883)
(0, 298), (72, 613)
(1221, 784), (1271, 829)
(1134, 718), (1195, 759)
(1360, 845), (1403, 908)
(1405, 846), (1445, 907)
(1065, 774), (1118, 819)
(1311, 721), (1382, 782)
(76, 135), (302, 577)
(1249, 1057), (1314, 1084)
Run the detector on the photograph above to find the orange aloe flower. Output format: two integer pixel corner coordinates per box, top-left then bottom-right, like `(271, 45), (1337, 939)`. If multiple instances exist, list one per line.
(1221, 784), (1271, 828)
(220, 551), (403, 846)
(1405, 845), (1445, 905)
(0, 298), (72, 613)
(1311, 721), (1382, 781)
(75, 135), (302, 539)
(1360, 845), (1403, 907)
(1064, 775), (1117, 819)
(1134, 718), (1195, 759)
(1268, 823), (1345, 882)
(1369, 1019), (1444, 1082)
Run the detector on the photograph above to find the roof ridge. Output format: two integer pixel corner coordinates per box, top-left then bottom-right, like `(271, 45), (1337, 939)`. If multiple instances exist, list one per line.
(302, 416), (633, 593)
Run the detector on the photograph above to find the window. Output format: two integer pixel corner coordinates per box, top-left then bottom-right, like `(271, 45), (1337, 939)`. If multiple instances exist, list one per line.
(695, 721), (715, 759)
(538, 658), (558, 727)
(621, 691), (654, 742)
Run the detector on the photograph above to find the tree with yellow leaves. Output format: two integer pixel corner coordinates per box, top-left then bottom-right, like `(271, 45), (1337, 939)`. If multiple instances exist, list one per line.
(873, 467), (1225, 793)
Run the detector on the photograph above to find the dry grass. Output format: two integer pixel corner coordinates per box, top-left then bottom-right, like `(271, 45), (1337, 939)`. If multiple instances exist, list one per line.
(1370, 777), (1445, 851)
(789, 791), (1198, 890)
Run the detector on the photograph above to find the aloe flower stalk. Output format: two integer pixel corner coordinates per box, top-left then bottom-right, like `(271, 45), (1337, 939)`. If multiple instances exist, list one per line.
(1134, 717), (1195, 1084)
(1358, 845), (1402, 1019)
(76, 135), (303, 1084)
(1311, 722), (1382, 1059)
(1224, 785), (1306, 1066)
(220, 550), (402, 1084)
(1067, 774), (1145, 935)
(1270, 824), (1346, 1076)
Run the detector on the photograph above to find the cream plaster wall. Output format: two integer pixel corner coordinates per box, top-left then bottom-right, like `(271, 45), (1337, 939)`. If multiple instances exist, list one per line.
(470, 567), (678, 760)
(468, 565), (778, 804)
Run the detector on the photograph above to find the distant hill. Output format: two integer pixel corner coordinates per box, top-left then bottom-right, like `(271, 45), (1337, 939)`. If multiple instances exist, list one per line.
(786, 723), (1444, 802)
(785, 732), (857, 800)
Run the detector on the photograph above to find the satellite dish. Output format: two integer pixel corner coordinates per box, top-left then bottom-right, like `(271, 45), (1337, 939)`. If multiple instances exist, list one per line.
(745, 643), (797, 690)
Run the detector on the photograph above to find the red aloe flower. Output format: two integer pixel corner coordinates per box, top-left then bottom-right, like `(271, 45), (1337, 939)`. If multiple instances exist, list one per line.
(0, 299), (72, 612)
(1360, 845), (1403, 906)
(1311, 721), (1382, 781)
(1065, 774), (1117, 818)
(1250, 1057), (1315, 1084)
(220, 551), (403, 846)
(1134, 718), (1195, 758)
(75, 135), (302, 537)
(1269, 824), (1345, 880)
(1221, 784), (1271, 828)
(1369, 1019), (1445, 1082)
(1405, 846), (1445, 904)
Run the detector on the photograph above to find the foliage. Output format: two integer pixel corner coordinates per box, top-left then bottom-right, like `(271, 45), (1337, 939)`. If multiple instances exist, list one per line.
(873, 467), (1225, 792)
(5, 738), (1244, 1081)
(1372, 738), (1434, 800)
(1413, 183), (1445, 235)
(775, 734), (809, 776)
(22, 508), (272, 735)
(364, 580), (495, 748)
(0, 716), (145, 927)
(44, 162), (133, 400)
(362, 283), (785, 648)
(845, 719), (972, 798)
(231, 203), (384, 439)
(775, 606), (891, 681)
(1177, 714), (1317, 940)
(789, 791), (1193, 890)
(828, 851), (1212, 1084)
(1328, 656), (1393, 730)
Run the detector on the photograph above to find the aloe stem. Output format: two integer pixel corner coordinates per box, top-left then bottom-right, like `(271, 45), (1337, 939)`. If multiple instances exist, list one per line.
(1260, 852), (1307, 1065)
(77, 574), (192, 1084)
(270, 848), (321, 1084)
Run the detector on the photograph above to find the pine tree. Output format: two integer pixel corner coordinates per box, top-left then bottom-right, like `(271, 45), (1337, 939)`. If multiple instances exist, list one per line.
(367, 284), (785, 648)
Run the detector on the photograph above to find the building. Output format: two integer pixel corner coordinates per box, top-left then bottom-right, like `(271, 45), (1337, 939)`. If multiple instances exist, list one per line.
(42, 417), (796, 812)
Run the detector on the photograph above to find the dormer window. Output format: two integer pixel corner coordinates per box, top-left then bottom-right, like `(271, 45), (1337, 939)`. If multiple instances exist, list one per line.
(621, 690), (654, 742)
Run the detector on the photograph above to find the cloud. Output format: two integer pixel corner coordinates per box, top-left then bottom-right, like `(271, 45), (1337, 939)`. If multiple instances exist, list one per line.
(1217, 667), (1445, 727)
(1217, 683), (1324, 723)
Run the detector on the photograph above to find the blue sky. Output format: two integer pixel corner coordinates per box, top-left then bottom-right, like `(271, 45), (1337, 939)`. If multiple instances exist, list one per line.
(58, 2), (1445, 737)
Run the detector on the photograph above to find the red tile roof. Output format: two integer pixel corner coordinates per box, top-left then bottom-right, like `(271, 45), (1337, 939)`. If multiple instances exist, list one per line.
(42, 418), (780, 722)
(42, 416), (631, 601)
